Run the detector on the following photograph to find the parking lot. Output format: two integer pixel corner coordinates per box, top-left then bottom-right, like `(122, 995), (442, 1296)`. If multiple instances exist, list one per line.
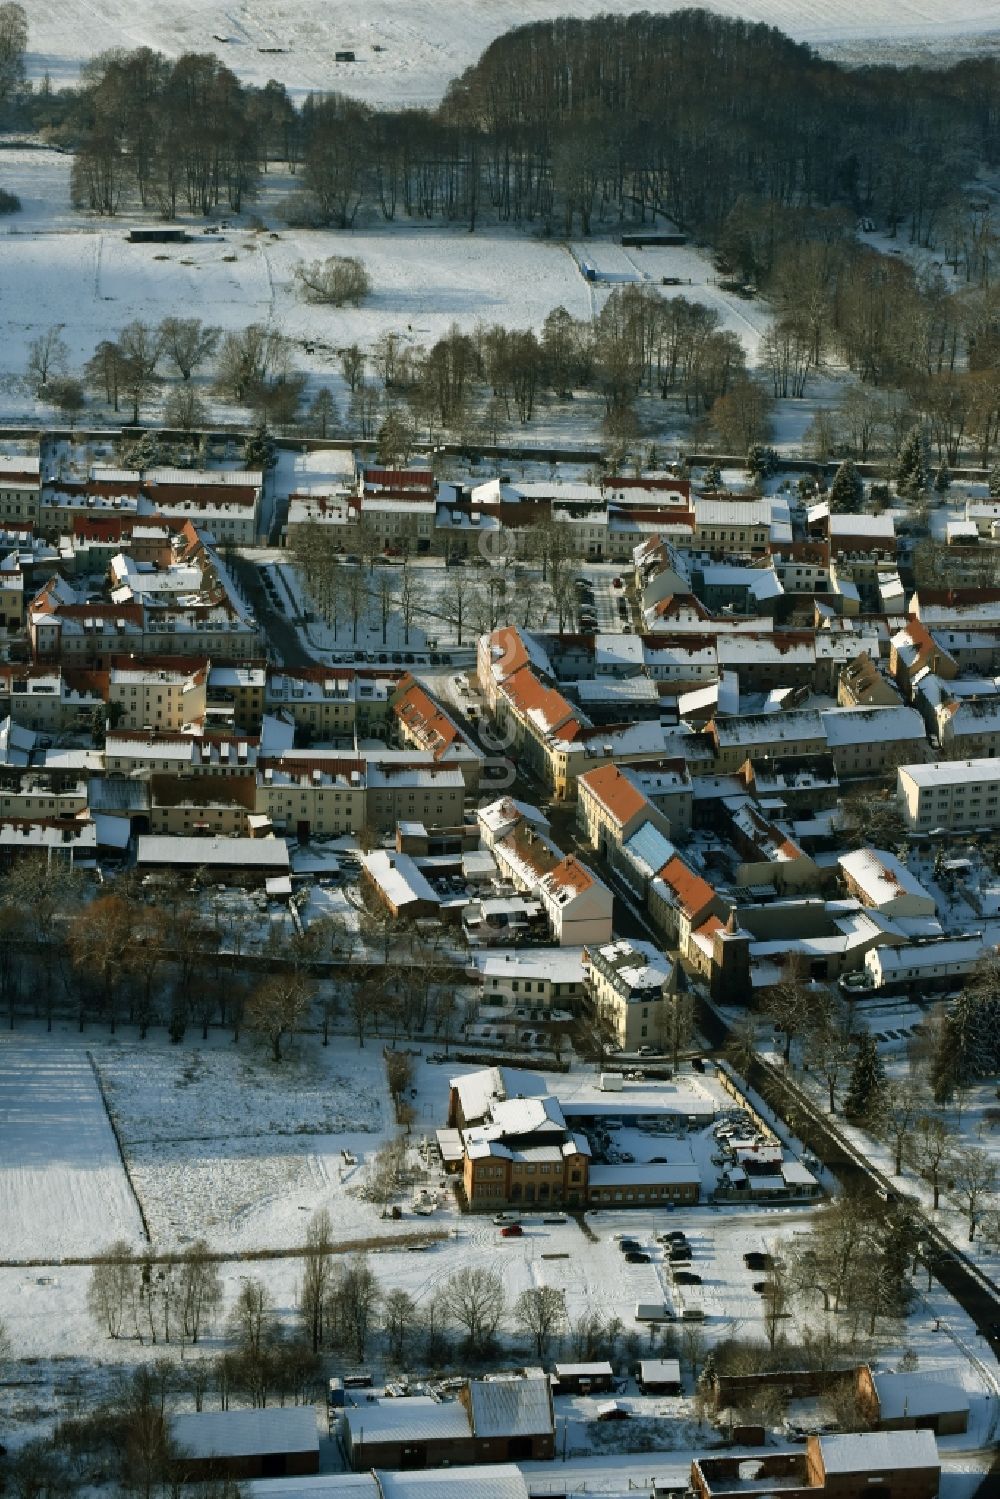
(575, 565), (632, 634)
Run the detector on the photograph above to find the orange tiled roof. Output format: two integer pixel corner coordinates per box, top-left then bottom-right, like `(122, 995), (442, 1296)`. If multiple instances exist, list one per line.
(657, 854), (717, 919)
(578, 763), (647, 828)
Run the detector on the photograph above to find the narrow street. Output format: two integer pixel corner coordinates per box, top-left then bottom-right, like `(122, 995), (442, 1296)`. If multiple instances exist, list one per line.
(229, 551), (317, 667)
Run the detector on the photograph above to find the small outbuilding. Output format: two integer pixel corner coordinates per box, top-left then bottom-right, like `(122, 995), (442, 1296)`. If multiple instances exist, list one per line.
(136, 833), (290, 886)
(127, 225), (190, 244)
(341, 1396), (474, 1471)
(859, 1365), (969, 1436)
(638, 1358), (682, 1395)
(468, 1374), (556, 1462)
(553, 1362), (614, 1395)
(809, 1429), (940, 1498)
(172, 1407), (319, 1482)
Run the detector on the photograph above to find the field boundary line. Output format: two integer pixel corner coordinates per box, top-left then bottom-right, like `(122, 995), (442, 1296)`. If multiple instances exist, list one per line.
(86, 1049), (152, 1245)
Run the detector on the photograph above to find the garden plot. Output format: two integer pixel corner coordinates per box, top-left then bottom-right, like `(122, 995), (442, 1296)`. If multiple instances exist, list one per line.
(92, 1033), (407, 1252)
(0, 1035), (146, 1260)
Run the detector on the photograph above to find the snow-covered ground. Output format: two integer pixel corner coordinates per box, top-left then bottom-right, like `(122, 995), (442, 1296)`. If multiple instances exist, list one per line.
(1, 1027), (998, 1497)
(23, 0), (1000, 104)
(0, 149), (777, 435)
(577, 239), (773, 364)
(0, 1034), (146, 1259)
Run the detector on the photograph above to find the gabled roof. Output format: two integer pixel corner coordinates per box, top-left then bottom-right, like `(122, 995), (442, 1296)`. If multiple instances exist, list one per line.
(655, 855), (717, 920)
(468, 1376), (553, 1440)
(577, 763), (648, 828)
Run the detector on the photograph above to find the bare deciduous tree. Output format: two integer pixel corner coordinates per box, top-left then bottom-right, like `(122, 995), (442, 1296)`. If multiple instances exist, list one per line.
(907, 1113), (952, 1210)
(446, 1265), (506, 1354)
(246, 971), (314, 1062)
(158, 316), (220, 381)
(25, 327), (68, 394)
(87, 1240), (138, 1339)
(300, 1208), (334, 1353)
(294, 255), (371, 306)
(177, 1239), (223, 1344)
(514, 1285), (566, 1358)
(949, 1145), (997, 1242)
(382, 1287), (417, 1365)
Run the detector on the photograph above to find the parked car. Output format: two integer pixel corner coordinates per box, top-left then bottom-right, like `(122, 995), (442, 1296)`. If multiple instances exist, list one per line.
(637, 1044), (658, 1057)
(625, 1251), (651, 1264)
(673, 1271), (702, 1285)
(500, 1223), (523, 1237)
(619, 1239), (642, 1255)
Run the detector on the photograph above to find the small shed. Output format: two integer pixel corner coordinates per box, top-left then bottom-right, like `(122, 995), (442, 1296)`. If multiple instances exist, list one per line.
(638, 1358), (682, 1395)
(127, 226), (190, 244)
(553, 1362), (614, 1395)
(864, 1367), (969, 1436)
(172, 1407), (319, 1482)
(809, 1429), (940, 1498)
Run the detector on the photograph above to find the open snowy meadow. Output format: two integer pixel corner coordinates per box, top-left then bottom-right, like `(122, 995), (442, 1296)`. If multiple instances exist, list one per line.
(23, 0), (1000, 103)
(0, 144), (780, 433)
(0, 1035), (146, 1260)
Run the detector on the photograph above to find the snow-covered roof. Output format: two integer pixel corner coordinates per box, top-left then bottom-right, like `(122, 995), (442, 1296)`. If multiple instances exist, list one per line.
(588, 1163), (701, 1186)
(869, 937), (986, 975)
(623, 822), (676, 879)
(577, 677), (660, 705)
(136, 835), (289, 869)
(694, 498), (771, 527)
(872, 1372), (969, 1421)
(900, 757), (1000, 788)
(780, 1161), (819, 1188)
(344, 1398), (470, 1444)
(638, 1358), (681, 1383)
(592, 937), (671, 993)
(838, 848), (935, 910)
(474, 948), (586, 985)
(172, 1408), (318, 1460)
(820, 705), (924, 746)
(819, 1429), (938, 1475)
(378, 1468), (529, 1499)
(244, 1477), (376, 1497)
(713, 710), (824, 750)
(594, 634), (644, 669)
(468, 1376), (552, 1439)
(828, 512), (895, 539)
(361, 850), (439, 908)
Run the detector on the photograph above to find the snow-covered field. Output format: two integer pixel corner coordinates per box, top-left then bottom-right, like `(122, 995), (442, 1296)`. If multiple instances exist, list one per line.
(1, 1028), (997, 1497)
(23, 0), (1000, 104)
(0, 147), (767, 427)
(0, 1035), (146, 1259)
(95, 1031), (402, 1252)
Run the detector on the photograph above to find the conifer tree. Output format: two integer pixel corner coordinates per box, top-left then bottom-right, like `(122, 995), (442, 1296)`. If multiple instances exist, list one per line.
(829, 459), (863, 512)
(843, 1032), (885, 1121)
(894, 425), (930, 499)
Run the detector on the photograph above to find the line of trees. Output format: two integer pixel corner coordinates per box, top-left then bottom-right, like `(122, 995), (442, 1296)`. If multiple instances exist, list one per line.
(29, 13), (1000, 247)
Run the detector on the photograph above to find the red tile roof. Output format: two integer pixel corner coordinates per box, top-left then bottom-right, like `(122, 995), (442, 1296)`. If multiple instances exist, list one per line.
(578, 763), (648, 828)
